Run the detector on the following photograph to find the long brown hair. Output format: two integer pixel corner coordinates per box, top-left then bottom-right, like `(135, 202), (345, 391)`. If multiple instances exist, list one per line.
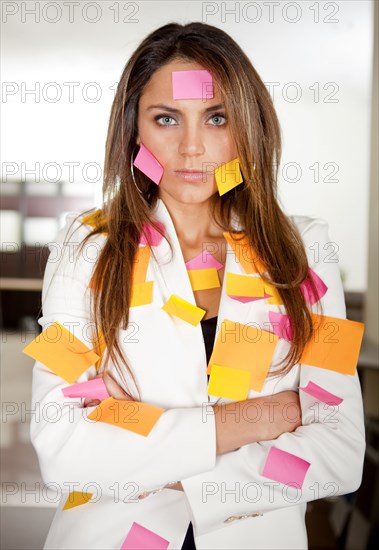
(79, 22), (322, 398)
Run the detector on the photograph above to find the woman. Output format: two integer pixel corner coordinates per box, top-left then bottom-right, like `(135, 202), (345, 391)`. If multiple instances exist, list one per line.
(28, 22), (365, 549)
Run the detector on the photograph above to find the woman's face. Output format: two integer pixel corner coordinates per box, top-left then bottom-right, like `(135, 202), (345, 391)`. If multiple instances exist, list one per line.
(136, 59), (238, 205)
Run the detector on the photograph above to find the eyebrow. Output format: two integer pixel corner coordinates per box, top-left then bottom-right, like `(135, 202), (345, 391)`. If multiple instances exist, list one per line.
(146, 103), (225, 114)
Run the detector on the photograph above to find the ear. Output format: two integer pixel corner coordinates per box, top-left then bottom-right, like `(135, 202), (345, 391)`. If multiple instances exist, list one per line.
(136, 136), (141, 145)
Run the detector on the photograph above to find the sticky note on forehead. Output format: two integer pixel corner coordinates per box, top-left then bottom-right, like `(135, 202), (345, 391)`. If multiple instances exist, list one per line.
(172, 70), (214, 100)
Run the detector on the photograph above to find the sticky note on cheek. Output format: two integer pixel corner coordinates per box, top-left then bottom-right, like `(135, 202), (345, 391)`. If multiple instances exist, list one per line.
(172, 69), (214, 100)
(215, 158), (243, 196)
(133, 143), (163, 185)
(262, 447), (311, 488)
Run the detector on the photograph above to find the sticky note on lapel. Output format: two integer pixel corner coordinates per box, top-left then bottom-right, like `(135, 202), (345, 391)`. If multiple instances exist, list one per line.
(223, 232), (267, 274)
(162, 294), (206, 326)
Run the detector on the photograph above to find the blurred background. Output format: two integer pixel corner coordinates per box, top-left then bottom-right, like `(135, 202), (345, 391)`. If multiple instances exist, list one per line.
(1, 1), (378, 548)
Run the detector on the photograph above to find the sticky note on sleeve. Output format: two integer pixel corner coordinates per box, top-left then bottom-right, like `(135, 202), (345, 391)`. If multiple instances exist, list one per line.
(262, 446), (311, 488)
(121, 522), (170, 550)
(22, 322), (100, 384)
(87, 398), (165, 437)
(299, 381), (343, 405)
(62, 377), (109, 401)
(63, 491), (93, 510)
(300, 314), (364, 375)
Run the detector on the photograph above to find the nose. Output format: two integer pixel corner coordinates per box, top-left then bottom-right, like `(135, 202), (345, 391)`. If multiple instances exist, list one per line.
(178, 123), (205, 158)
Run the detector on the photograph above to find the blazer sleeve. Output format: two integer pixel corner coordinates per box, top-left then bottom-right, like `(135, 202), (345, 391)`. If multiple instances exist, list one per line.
(29, 214), (217, 500)
(180, 217), (366, 537)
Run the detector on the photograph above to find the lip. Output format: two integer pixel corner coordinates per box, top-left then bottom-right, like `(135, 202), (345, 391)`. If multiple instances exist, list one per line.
(174, 169), (208, 181)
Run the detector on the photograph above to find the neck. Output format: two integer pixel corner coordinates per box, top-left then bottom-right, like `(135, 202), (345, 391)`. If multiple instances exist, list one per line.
(159, 194), (223, 247)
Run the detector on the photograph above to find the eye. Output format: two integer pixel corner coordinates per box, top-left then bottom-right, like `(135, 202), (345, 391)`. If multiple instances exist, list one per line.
(155, 114), (177, 126)
(208, 113), (227, 126)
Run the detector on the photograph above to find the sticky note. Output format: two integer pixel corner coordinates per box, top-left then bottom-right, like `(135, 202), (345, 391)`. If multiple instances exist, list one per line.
(22, 322), (100, 384)
(228, 293), (273, 304)
(262, 447), (311, 488)
(121, 522), (170, 550)
(133, 143), (163, 185)
(301, 268), (328, 305)
(63, 491), (93, 510)
(263, 282), (283, 305)
(226, 272), (265, 300)
(82, 209), (108, 234)
(215, 158), (243, 195)
(268, 311), (293, 341)
(300, 314), (364, 375)
(187, 268), (220, 291)
(207, 319), (278, 392)
(208, 364), (250, 401)
(139, 222), (165, 246)
(130, 281), (154, 307)
(223, 232), (267, 274)
(162, 294), (206, 326)
(185, 251), (223, 271)
(62, 377), (109, 401)
(171, 69), (213, 100)
(299, 381), (343, 405)
(132, 246), (151, 284)
(87, 397), (164, 436)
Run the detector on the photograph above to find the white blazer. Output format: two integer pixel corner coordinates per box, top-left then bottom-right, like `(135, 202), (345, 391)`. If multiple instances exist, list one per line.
(30, 197), (366, 550)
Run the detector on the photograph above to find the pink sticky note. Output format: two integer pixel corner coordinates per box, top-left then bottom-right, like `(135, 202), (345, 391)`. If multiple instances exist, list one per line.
(133, 144), (163, 185)
(185, 251), (223, 270)
(228, 292), (272, 304)
(139, 222), (165, 246)
(172, 70), (214, 100)
(62, 377), (109, 401)
(262, 447), (311, 489)
(301, 268), (328, 305)
(268, 311), (293, 341)
(121, 522), (170, 550)
(299, 380), (343, 405)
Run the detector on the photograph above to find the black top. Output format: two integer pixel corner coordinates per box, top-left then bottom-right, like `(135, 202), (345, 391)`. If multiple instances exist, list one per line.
(181, 315), (218, 550)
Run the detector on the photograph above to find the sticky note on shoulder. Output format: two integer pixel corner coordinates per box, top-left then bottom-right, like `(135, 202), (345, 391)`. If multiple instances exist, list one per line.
(172, 69), (213, 100)
(22, 322), (100, 384)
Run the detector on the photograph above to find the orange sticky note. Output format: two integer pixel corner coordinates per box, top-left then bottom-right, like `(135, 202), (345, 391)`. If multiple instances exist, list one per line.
(187, 268), (220, 291)
(87, 397), (165, 436)
(130, 281), (154, 307)
(226, 272), (265, 298)
(207, 319), (278, 392)
(22, 322), (100, 384)
(223, 232), (267, 274)
(162, 295), (206, 326)
(208, 364), (251, 400)
(82, 209), (108, 235)
(215, 158), (243, 195)
(133, 246), (151, 284)
(300, 314), (364, 375)
(63, 491), (93, 510)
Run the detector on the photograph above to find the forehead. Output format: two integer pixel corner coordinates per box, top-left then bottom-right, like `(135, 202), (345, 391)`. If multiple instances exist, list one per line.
(139, 59), (223, 105)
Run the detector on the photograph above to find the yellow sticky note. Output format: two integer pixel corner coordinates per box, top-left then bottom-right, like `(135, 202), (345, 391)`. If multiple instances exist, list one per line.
(87, 397), (165, 436)
(82, 209), (107, 235)
(223, 232), (267, 274)
(300, 314), (364, 375)
(162, 294), (206, 326)
(187, 268), (220, 291)
(130, 281), (154, 307)
(226, 272), (265, 297)
(133, 246), (151, 284)
(263, 282), (283, 305)
(206, 319), (278, 392)
(22, 322), (100, 384)
(215, 158), (243, 195)
(63, 491), (93, 510)
(208, 364), (251, 401)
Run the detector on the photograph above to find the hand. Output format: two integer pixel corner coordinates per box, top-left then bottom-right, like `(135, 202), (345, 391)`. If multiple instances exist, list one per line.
(83, 371), (134, 407)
